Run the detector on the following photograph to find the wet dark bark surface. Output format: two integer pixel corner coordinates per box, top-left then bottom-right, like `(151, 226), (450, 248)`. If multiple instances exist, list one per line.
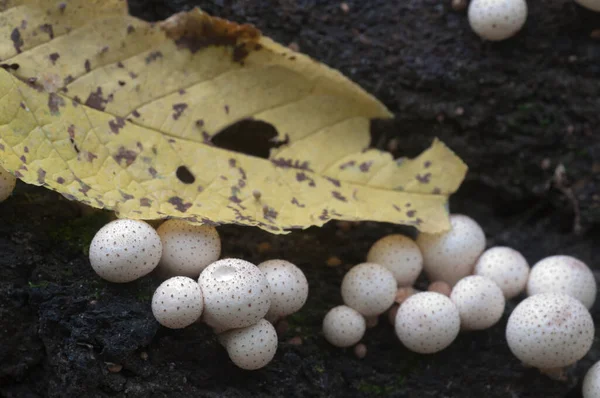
(1, 0), (599, 397)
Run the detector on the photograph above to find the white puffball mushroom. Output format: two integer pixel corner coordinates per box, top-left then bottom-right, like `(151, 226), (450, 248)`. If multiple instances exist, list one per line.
(394, 292), (460, 354)
(416, 214), (486, 286)
(583, 360), (600, 398)
(199, 258), (271, 331)
(0, 165), (17, 202)
(576, 0), (600, 12)
(218, 319), (278, 370)
(468, 0), (527, 41)
(450, 275), (505, 331)
(156, 220), (221, 278)
(506, 293), (594, 370)
(322, 305), (366, 348)
(366, 234), (423, 286)
(474, 246), (529, 299)
(527, 255), (597, 309)
(257, 259), (309, 321)
(151, 276), (203, 329)
(89, 219), (162, 283)
(341, 262), (397, 316)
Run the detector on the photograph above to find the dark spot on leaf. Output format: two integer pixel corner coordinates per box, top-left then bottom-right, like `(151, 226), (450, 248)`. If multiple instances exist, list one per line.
(1, 63), (19, 70)
(86, 152), (97, 162)
(117, 61), (124, 68)
(229, 195), (242, 204)
(19, 155), (26, 163)
(197, 186), (204, 193)
(118, 80), (126, 86)
(296, 172), (316, 187)
(62, 193), (77, 201)
(39, 24), (54, 39)
(145, 51), (163, 64)
(224, 105), (229, 114)
(393, 204), (401, 212)
(56, 177), (65, 184)
(262, 205), (278, 221)
(140, 198), (152, 207)
(168, 197), (192, 213)
(72, 96), (81, 106)
(325, 177), (341, 187)
(178, 89), (186, 95)
(84, 87), (109, 111)
(49, 52), (59, 65)
(113, 146), (137, 167)
(129, 71), (138, 79)
(120, 191), (134, 200)
(132, 110), (140, 118)
(339, 160), (356, 170)
(37, 169), (46, 184)
(359, 161), (373, 172)
(100, 46), (109, 54)
(432, 187), (441, 194)
(424, 161), (432, 168)
(23, 146), (29, 153)
(228, 158), (237, 168)
(202, 131), (212, 144)
(67, 125), (75, 139)
(48, 93), (65, 115)
(59, 2), (66, 12)
(271, 158), (310, 170)
(19, 102), (25, 109)
(176, 166), (195, 184)
(212, 119), (286, 159)
(84, 59), (91, 73)
(406, 203), (411, 208)
(291, 197), (305, 208)
(109, 117), (126, 134)
(148, 168), (157, 177)
(95, 199), (104, 207)
(136, 142), (143, 151)
(332, 191), (347, 202)
(319, 209), (330, 221)
(407, 210), (416, 218)
(64, 75), (74, 86)
(195, 119), (204, 127)
(127, 25), (135, 34)
(416, 173), (431, 184)
(172, 103), (188, 120)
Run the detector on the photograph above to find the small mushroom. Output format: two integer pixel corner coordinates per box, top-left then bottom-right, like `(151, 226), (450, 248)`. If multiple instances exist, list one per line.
(575, 0), (600, 12)
(257, 259), (309, 322)
(341, 262), (397, 317)
(199, 258), (271, 331)
(156, 219), (221, 278)
(450, 275), (505, 331)
(474, 246), (529, 299)
(583, 360), (600, 398)
(468, 0), (527, 41)
(151, 276), (203, 329)
(394, 292), (460, 354)
(527, 255), (597, 309)
(322, 305), (366, 348)
(88, 219), (162, 283)
(366, 234), (423, 286)
(416, 214), (486, 286)
(218, 319), (278, 370)
(506, 293), (594, 374)
(0, 165), (16, 202)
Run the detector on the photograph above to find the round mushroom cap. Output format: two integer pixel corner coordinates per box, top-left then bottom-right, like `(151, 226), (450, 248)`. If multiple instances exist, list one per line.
(156, 220), (221, 278)
(583, 360), (600, 398)
(527, 255), (597, 309)
(89, 219), (162, 283)
(322, 305), (366, 348)
(416, 214), (486, 286)
(395, 292), (460, 354)
(257, 259), (309, 320)
(450, 275), (505, 331)
(151, 276), (204, 329)
(366, 234), (423, 286)
(218, 319), (278, 370)
(468, 0), (527, 41)
(0, 165), (17, 202)
(474, 246), (529, 299)
(506, 293), (594, 369)
(341, 262), (397, 316)
(575, 0), (600, 12)
(199, 258), (271, 331)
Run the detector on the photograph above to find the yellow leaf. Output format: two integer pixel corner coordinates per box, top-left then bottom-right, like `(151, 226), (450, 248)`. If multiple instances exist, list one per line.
(0, 0), (467, 234)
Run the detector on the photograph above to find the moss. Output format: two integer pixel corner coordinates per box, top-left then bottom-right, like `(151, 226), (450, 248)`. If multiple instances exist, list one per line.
(49, 211), (113, 254)
(28, 280), (50, 288)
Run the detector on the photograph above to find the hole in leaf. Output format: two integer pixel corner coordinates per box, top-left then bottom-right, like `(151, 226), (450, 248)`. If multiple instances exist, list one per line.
(210, 119), (288, 159)
(176, 166), (195, 184)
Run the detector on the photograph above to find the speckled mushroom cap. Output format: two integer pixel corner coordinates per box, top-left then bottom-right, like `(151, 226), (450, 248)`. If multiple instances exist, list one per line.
(394, 292), (460, 354)
(0, 165), (16, 202)
(322, 305), (366, 348)
(156, 219), (221, 278)
(506, 293), (594, 369)
(257, 259), (309, 320)
(417, 214), (486, 286)
(88, 219), (162, 283)
(218, 319), (278, 370)
(450, 275), (505, 331)
(583, 360), (600, 398)
(468, 0), (527, 41)
(199, 258), (271, 331)
(576, 0), (600, 12)
(527, 255), (597, 309)
(151, 276), (204, 329)
(474, 246), (529, 299)
(341, 262), (397, 317)
(366, 234), (423, 286)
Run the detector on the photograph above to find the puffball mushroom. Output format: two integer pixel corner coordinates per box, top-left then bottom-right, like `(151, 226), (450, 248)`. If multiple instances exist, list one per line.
(156, 220), (221, 278)
(583, 360), (600, 398)
(468, 0), (527, 41)
(366, 234), (423, 286)
(199, 258), (271, 331)
(575, 0), (600, 12)
(506, 293), (594, 371)
(257, 259), (309, 321)
(89, 219), (162, 283)
(450, 275), (505, 331)
(527, 255), (597, 309)
(341, 262), (397, 316)
(416, 214), (486, 286)
(322, 305), (366, 348)
(0, 165), (16, 202)
(218, 319), (278, 370)
(394, 292), (460, 354)
(474, 246), (529, 299)
(151, 276), (203, 329)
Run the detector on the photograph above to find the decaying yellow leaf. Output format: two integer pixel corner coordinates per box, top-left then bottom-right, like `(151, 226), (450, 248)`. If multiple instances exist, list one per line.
(0, 0), (467, 233)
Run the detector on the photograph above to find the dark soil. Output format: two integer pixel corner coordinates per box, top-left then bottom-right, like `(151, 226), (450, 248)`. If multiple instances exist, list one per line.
(1, 0), (599, 397)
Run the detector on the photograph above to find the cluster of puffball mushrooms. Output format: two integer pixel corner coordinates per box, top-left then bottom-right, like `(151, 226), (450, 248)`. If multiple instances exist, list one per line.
(464, 0), (600, 41)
